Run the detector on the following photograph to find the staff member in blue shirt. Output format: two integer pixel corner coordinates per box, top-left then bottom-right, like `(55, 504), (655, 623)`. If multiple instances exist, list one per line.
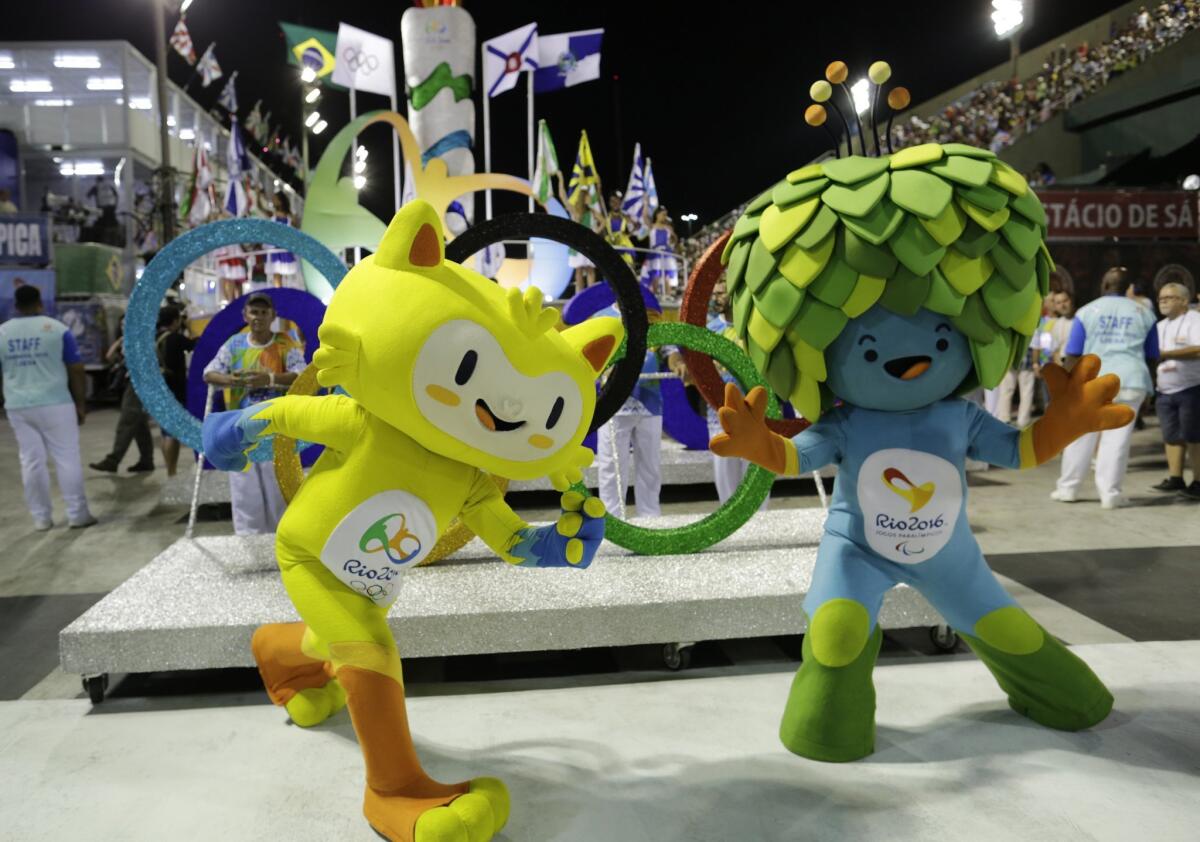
(1052, 268), (1158, 509)
(0, 285), (96, 530)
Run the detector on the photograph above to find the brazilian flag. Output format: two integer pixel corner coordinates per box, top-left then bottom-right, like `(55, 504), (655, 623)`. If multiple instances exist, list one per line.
(279, 21), (345, 90)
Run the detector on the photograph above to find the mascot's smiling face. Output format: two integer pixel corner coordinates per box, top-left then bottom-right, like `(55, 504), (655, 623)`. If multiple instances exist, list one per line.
(313, 200), (623, 480)
(825, 305), (974, 411)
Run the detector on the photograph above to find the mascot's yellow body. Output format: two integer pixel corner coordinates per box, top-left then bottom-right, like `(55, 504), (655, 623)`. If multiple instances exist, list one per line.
(202, 201), (622, 842)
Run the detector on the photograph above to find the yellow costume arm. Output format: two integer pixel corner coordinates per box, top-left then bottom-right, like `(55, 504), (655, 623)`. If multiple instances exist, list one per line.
(458, 469), (528, 563)
(250, 394), (367, 454)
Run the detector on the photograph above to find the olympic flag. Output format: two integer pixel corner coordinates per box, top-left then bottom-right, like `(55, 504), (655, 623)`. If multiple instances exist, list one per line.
(333, 23), (396, 97)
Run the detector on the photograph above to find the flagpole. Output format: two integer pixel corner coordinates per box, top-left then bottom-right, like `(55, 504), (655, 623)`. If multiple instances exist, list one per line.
(527, 71), (535, 213)
(350, 83), (361, 265)
(389, 92), (401, 211)
(482, 44), (492, 221)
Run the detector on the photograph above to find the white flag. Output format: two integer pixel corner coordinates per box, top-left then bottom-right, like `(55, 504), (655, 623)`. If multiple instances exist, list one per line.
(531, 119), (560, 206)
(481, 23), (538, 99)
(644, 157), (659, 218)
(332, 23), (396, 97)
(534, 29), (603, 94)
(622, 143), (646, 227)
(197, 42), (222, 87)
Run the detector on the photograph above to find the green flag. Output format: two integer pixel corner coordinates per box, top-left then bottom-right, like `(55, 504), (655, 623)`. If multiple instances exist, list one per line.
(279, 21), (343, 89)
(532, 119), (560, 206)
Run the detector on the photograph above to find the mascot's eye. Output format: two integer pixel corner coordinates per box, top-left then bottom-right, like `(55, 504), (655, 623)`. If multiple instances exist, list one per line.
(454, 350), (478, 385)
(546, 396), (565, 429)
(864, 349), (879, 363)
(936, 338), (950, 352)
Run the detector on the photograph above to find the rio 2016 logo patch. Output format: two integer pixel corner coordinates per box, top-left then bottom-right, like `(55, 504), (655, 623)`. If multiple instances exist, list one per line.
(858, 449), (962, 564)
(320, 491), (438, 606)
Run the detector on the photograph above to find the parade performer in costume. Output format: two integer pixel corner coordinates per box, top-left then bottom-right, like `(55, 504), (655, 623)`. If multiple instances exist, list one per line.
(710, 60), (1128, 762)
(266, 192), (299, 287)
(639, 207), (680, 297)
(604, 191), (637, 269)
(202, 201), (621, 841)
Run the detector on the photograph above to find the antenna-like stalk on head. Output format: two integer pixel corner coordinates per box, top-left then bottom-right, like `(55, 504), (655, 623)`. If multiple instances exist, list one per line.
(867, 61), (892, 157)
(808, 80), (842, 159)
(884, 86), (912, 154)
(826, 61), (866, 156)
(805, 104), (840, 159)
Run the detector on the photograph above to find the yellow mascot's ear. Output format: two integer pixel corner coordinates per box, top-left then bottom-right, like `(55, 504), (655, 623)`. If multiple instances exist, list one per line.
(561, 316), (625, 374)
(374, 200), (445, 270)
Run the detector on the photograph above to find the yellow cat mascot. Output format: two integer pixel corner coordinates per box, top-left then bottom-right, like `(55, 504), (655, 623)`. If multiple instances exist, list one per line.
(202, 200), (623, 842)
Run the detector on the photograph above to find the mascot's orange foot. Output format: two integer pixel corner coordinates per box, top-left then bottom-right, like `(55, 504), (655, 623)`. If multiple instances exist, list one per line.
(250, 622), (337, 719)
(366, 777), (510, 842)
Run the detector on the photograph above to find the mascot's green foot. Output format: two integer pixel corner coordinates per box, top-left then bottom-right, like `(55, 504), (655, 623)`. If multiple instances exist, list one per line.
(284, 679), (346, 727)
(964, 628), (1113, 731)
(780, 615), (883, 763)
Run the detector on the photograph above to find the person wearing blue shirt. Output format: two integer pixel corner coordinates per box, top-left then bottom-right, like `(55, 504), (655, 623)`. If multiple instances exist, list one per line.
(0, 285), (96, 530)
(1053, 268), (1158, 508)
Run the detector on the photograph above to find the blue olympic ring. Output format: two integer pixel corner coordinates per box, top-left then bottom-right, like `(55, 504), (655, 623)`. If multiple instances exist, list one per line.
(126, 218), (347, 453)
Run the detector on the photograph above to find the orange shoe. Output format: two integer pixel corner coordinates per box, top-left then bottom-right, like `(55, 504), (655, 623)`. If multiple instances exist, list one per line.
(250, 622), (334, 707)
(338, 666), (510, 842)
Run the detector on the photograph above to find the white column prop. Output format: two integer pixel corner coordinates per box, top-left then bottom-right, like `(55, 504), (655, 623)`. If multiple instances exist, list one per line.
(400, 5), (478, 221)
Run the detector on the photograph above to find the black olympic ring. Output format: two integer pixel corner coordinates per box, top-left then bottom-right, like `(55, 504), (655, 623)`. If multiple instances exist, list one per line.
(446, 213), (649, 432)
(342, 48), (380, 75)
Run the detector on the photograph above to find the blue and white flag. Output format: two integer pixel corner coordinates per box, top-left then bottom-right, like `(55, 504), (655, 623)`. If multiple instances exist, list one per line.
(197, 42), (223, 88)
(218, 70), (238, 114)
(644, 157), (659, 218)
(622, 143), (647, 229)
(482, 23), (539, 99)
(534, 29), (603, 94)
(224, 118), (251, 217)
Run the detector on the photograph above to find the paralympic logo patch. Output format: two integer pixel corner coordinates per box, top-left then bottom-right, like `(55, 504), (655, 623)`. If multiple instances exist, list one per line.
(881, 467), (936, 513)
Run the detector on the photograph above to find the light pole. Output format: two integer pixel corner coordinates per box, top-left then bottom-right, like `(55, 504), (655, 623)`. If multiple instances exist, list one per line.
(152, 0), (188, 245)
(680, 212), (698, 238)
(992, 0), (1028, 80)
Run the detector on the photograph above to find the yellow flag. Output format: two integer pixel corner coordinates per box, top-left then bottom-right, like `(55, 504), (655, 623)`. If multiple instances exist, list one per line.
(566, 130), (600, 208)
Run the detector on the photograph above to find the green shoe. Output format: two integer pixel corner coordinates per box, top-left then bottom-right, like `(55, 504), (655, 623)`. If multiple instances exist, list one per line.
(779, 625), (883, 762)
(963, 630), (1113, 731)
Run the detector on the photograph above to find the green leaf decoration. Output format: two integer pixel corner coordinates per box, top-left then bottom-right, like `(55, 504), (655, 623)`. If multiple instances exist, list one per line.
(796, 204), (839, 249)
(732, 284), (755, 333)
(889, 142), (944, 169)
(989, 160), (1028, 196)
(765, 343), (797, 398)
(939, 143), (996, 159)
(970, 330), (1015, 388)
(842, 227), (898, 277)
(990, 239), (1036, 290)
(753, 275), (806, 328)
(788, 371), (822, 423)
(747, 335), (770, 374)
(981, 271), (1035, 327)
(1036, 245), (1052, 296)
(773, 177), (830, 207)
(807, 254), (859, 308)
(820, 155), (890, 185)
(889, 215), (947, 276)
(790, 334), (827, 382)
(953, 220), (1000, 258)
(877, 265), (932, 316)
(760, 197), (820, 252)
(926, 154), (993, 187)
(724, 239), (752, 292)
(958, 198), (1011, 232)
(918, 200), (967, 246)
(787, 163), (824, 184)
(731, 212), (760, 242)
(1000, 213), (1042, 260)
(956, 182), (1011, 212)
(952, 294), (1000, 343)
(745, 186), (777, 215)
(1008, 187), (1048, 227)
(842, 274), (887, 318)
(839, 198), (905, 245)
(924, 267), (967, 316)
(822, 171), (890, 218)
(744, 237), (781, 292)
(890, 169), (954, 219)
(1014, 290), (1043, 336)
(939, 248), (995, 295)
(789, 296), (848, 350)
(778, 230), (835, 288)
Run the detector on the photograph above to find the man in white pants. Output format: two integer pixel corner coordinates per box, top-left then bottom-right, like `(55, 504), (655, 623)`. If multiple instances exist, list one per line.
(0, 285), (96, 530)
(705, 281), (764, 503)
(1053, 268), (1158, 509)
(203, 293), (304, 535)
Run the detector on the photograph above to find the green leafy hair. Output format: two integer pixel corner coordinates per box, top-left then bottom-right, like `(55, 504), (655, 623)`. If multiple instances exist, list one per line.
(722, 142), (1052, 422)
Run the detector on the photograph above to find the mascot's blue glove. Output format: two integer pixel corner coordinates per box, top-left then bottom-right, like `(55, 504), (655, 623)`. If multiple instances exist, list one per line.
(201, 402), (273, 472)
(508, 491), (606, 569)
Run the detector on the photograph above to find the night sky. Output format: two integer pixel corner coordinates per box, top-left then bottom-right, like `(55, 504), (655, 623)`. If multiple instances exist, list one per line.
(6, 0), (1129, 224)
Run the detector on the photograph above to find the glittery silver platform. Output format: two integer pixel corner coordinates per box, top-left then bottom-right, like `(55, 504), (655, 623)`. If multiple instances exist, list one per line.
(60, 509), (941, 677)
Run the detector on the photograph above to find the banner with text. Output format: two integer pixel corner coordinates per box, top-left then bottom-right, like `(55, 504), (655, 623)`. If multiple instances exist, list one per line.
(1037, 190), (1198, 241)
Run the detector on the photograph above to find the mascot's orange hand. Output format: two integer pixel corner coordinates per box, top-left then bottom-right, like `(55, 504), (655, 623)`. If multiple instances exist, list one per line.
(1031, 354), (1134, 464)
(709, 383), (793, 474)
